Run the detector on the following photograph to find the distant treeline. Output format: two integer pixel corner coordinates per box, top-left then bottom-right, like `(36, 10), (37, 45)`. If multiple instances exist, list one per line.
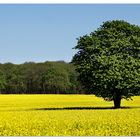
(0, 61), (84, 94)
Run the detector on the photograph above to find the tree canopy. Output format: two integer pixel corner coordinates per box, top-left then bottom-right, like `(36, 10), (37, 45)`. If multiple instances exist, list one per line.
(0, 61), (83, 94)
(72, 20), (140, 108)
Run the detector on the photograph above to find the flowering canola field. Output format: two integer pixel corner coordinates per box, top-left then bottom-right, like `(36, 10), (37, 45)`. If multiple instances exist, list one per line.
(0, 94), (139, 136)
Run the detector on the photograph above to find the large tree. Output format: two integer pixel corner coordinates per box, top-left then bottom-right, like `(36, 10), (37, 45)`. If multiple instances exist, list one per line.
(72, 20), (140, 108)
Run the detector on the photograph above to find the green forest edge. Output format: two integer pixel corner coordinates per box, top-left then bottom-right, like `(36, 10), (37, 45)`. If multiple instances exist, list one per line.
(0, 61), (84, 94)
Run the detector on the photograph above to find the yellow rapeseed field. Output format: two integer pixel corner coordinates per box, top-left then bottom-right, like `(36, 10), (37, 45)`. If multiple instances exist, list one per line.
(0, 94), (139, 136)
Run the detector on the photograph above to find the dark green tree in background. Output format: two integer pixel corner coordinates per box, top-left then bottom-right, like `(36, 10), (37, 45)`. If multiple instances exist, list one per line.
(72, 20), (140, 108)
(41, 62), (70, 94)
(0, 61), (83, 94)
(0, 70), (6, 93)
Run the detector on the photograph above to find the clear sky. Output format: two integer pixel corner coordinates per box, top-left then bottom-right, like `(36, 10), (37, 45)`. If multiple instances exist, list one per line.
(0, 4), (140, 64)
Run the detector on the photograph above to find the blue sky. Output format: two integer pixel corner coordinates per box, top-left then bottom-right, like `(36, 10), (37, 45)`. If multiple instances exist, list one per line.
(0, 4), (140, 64)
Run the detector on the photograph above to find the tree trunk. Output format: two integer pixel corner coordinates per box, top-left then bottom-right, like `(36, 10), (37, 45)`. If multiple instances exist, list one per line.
(113, 95), (121, 108)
